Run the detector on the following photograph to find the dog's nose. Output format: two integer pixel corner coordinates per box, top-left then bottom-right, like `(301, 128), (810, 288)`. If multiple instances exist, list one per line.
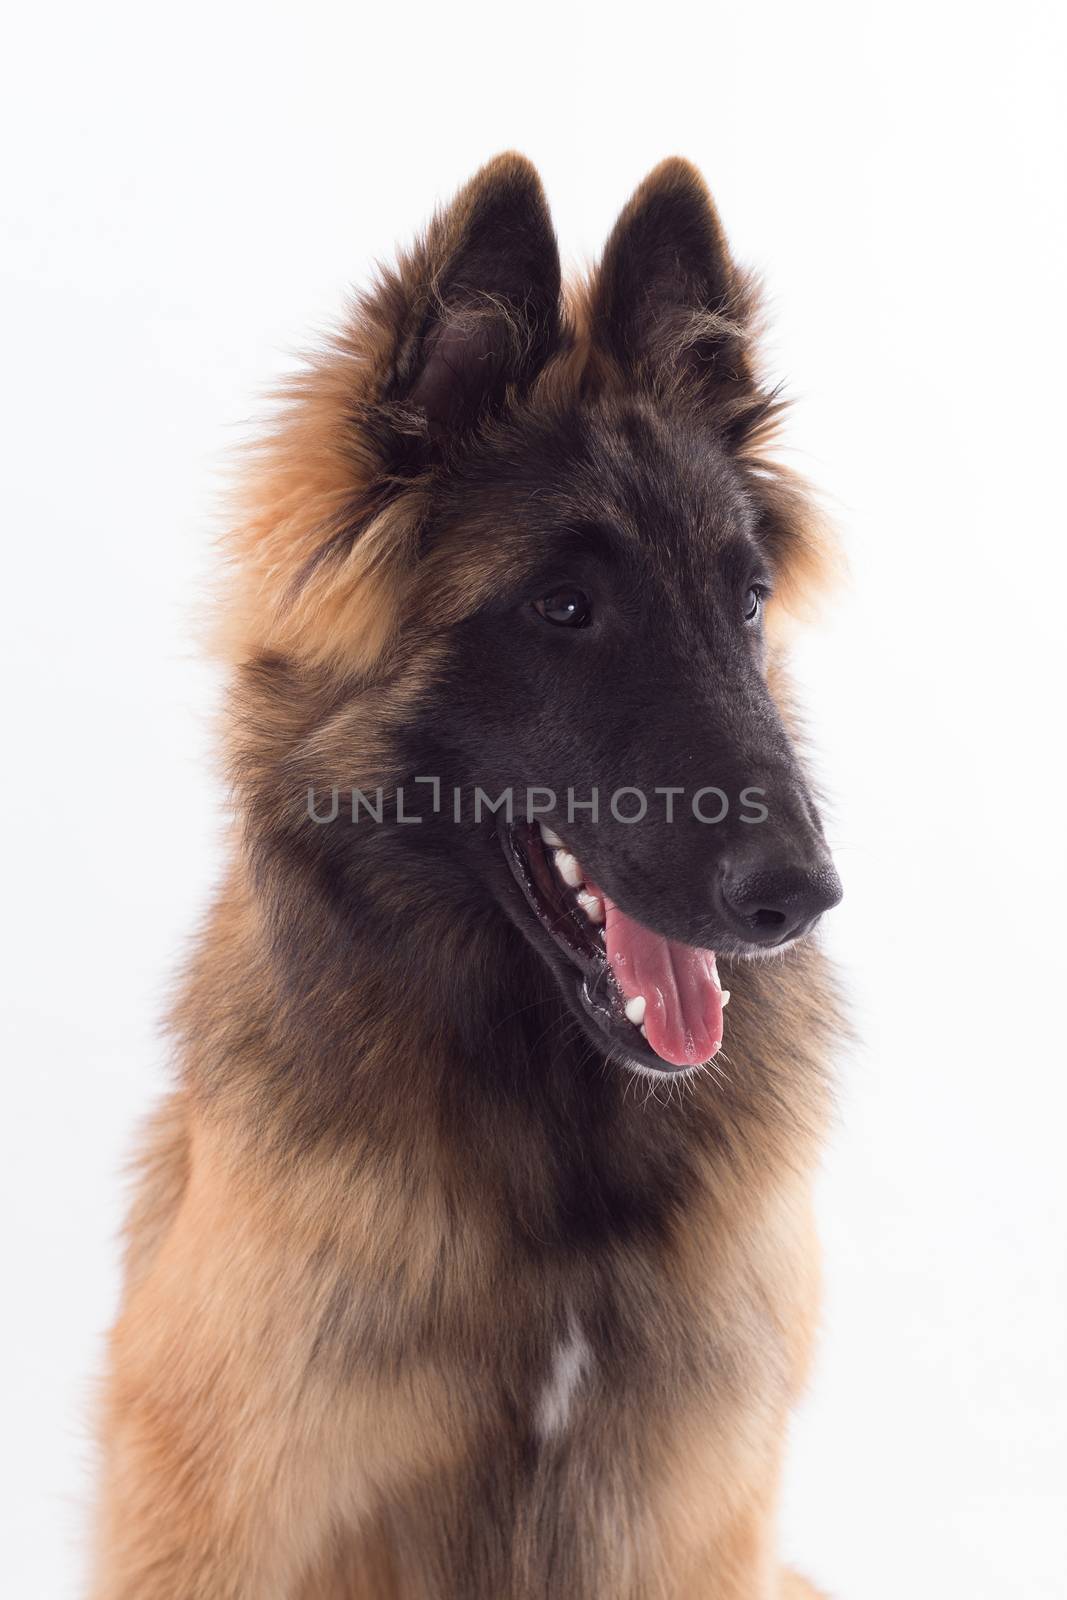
(719, 856), (843, 945)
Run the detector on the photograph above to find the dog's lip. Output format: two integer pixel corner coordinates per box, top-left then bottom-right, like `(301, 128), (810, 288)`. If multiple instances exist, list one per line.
(500, 820), (606, 981)
(499, 820), (715, 1074)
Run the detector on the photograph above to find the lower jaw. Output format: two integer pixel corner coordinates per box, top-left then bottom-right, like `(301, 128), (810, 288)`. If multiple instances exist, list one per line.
(572, 967), (697, 1077)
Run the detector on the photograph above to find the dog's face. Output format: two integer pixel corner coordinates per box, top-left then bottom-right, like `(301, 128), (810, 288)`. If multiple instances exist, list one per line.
(402, 396), (840, 1075)
(238, 156), (841, 1077)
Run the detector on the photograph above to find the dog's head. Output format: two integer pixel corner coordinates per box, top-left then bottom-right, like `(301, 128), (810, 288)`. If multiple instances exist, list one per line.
(228, 155), (841, 1078)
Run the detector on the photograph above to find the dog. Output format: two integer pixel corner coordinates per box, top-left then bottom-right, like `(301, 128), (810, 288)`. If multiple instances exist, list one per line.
(91, 154), (844, 1599)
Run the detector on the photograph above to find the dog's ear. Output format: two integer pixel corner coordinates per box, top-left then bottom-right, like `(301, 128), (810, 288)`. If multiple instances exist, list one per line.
(220, 158), (562, 673)
(589, 159), (761, 427)
(383, 153), (562, 441)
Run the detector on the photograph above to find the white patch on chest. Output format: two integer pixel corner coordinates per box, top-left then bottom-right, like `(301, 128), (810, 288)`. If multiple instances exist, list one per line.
(535, 1318), (592, 1440)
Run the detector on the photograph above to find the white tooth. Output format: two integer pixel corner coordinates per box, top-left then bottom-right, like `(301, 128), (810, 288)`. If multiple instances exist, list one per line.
(555, 850), (582, 888)
(625, 995), (647, 1026)
(577, 890), (605, 924)
(539, 823), (563, 848)
(721, 990), (731, 1007)
(639, 1024), (648, 1040)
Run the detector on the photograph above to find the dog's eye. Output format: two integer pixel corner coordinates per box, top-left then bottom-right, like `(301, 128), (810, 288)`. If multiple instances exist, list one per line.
(743, 586), (764, 623)
(533, 589), (592, 628)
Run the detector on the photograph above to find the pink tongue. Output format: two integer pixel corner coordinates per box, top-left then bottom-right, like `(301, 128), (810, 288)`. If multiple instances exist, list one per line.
(601, 894), (723, 1067)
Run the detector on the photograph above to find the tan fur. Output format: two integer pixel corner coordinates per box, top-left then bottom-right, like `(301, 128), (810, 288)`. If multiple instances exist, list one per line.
(94, 1089), (829, 1597)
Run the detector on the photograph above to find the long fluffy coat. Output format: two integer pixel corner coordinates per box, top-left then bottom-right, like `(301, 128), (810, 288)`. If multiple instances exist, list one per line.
(91, 154), (842, 1600)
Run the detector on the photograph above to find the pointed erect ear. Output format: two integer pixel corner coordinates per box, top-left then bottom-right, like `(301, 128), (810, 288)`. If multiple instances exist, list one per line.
(385, 154), (562, 439)
(589, 159), (761, 420)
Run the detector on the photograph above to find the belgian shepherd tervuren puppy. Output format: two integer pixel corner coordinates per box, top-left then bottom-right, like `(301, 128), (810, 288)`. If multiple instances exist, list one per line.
(91, 155), (844, 1599)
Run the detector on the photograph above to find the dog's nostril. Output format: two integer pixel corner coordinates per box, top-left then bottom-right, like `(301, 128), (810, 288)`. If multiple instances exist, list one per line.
(720, 856), (842, 945)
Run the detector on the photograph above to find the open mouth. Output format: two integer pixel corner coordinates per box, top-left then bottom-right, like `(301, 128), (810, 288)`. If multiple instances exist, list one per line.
(501, 821), (728, 1075)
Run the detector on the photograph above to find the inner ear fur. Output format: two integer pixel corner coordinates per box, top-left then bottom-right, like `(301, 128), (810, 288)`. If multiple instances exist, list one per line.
(384, 152), (563, 439)
(589, 158), (765, 432)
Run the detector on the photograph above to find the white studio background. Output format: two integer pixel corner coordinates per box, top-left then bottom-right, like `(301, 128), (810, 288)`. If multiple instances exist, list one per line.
(2, 3), (1065, 1595)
